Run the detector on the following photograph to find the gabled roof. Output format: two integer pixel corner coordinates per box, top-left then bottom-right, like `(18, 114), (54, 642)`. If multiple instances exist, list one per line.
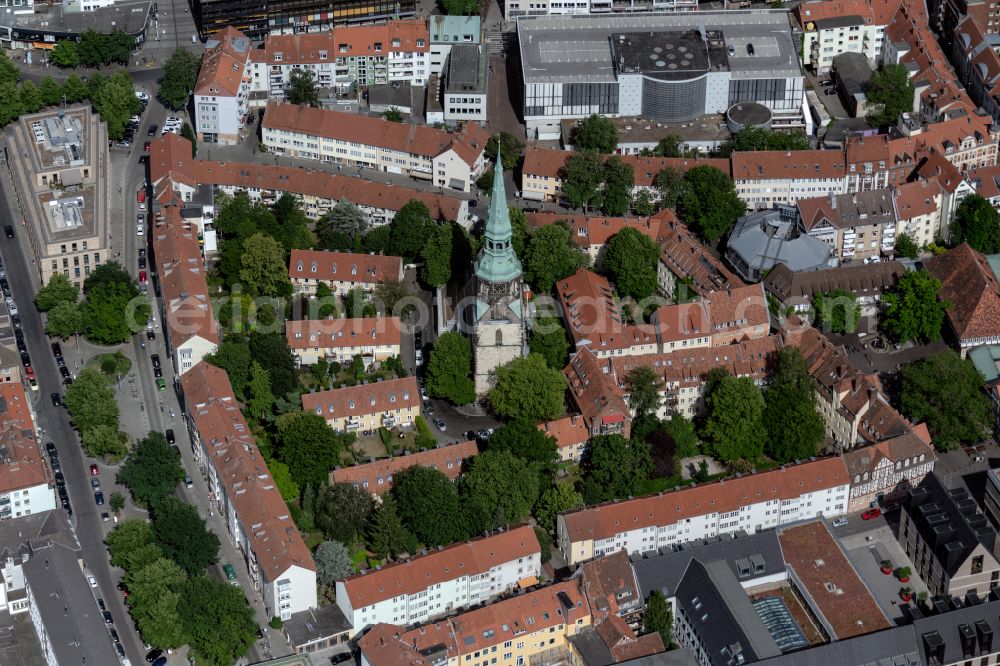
(563, 347), (631, 433)
(538, 414), (590, 451)
(0, 382), (47, 493)
(285, 316), (401, 352)
(925, 243), (1000, 341)
(250, 20), (430, 65)
(525, 212), (663, 250)
(762, 260), (905, 303)
(842, 432), (937, 479)
(730, 150), (847, 181)
(330, 440), (478, 493)
(289, 249), (403, 285)
(658, 214), (744, 297)
(301, 376), (420, 420)
(194, 26), (252, 97)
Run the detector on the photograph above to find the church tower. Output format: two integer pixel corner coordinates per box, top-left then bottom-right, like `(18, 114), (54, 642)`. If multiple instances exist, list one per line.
(471, 155), (525, 397)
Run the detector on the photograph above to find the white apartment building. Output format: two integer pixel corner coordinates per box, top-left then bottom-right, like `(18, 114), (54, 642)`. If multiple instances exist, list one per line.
(556, 456), (850, 566)
(0, 383), (54, 522)
(504, 0), (695, 18)
(194, 27), (254, 145)
(798, 0), (886, 74)
(288, 249), (404, 297)
(731, 150), (849, 211)
(261, 101), (488, 192)
(336, 525), (541, 637)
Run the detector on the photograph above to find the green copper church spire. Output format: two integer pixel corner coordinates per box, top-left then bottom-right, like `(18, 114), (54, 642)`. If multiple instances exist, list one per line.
(474, 153), (522, 284)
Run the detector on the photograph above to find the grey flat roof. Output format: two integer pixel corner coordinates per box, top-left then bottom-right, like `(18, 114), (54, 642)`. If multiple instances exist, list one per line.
(446, 44), (487, 94)
(283, 604), (351, 647)
(0, 511), (77, 562)
(22, 541), (120, 666)
(518, 11), (801, 84)
(754, 625), (919, 666)
(3, 0), (149, 35)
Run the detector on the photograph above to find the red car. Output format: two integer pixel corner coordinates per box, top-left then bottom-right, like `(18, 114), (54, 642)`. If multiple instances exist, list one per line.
(143, 142), (151, 153)
(137, 188), (146, 203)
(139, 271), (147, 284)
(862, 507), (882, 520)
(90, 464), (99, 476)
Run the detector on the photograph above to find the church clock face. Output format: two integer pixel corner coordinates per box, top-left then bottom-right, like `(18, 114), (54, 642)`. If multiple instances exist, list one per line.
(492, 282), (508, 295)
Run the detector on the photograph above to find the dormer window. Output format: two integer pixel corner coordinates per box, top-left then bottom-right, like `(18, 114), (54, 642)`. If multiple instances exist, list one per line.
(319, 50), (328, 60)
(332, 263), (337, 274)
(339, 44), (348, 53)
(352, 265), (358, 275)
(349, 400), (355, 408)
(296, 261), (303, 271)
(417, 39), (426, 47)
(315, 406), (322, 415)
(374, 42), (382, 52)
(390, 394), (397, 403)
(392, 38), (401, 47)
(274, 52), (283, 62)
(311, 262), (318, 273)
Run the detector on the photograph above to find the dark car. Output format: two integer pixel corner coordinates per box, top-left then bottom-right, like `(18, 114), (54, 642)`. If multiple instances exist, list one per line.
(10, 314), (20, 329)
(146, 649), (163, 663)
(19, 352), (29, 367)
(94, 491), (104, 506)
(151, 354), (161, 369)
(62, 376), (73, 386)
(139, 248), (146, 258)
(102, 610), (113, 625)
(3, 226), (13, 239)
(109, 628), (119, 643)
(15, 338), (25, 353)
(153, 366), (163, 379)
(138, 255), (146, 269)
(13, 327), (21, 342)
(50, 393), (61, 407)
(59, 366), (70, 379)
(146, 329), (155, 341)
(330, 653), (353, 664)
(153, 658), (167, 666)
(54, 472), (64, 488)
(115, 643), (126, 659)
(50, 457), (61, 473)
(45, 442), (56, 456)
(58, 486), (67, 500)
(97, 598), (106, 612)
(51, 342), (62, 357)
(60, 495), (70, 510)
(746, 42), (755, 55)
(56, 355), (65, 367)
(165, 429), (175, 444)
(147, 124), (158, 137)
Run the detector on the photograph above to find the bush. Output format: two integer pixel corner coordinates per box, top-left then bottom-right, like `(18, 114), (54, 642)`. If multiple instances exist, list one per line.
(269, 616), (283, 629)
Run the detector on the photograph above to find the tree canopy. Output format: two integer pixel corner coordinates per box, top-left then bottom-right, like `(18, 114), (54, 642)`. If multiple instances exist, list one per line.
(901, 350), (992, 450)
(528, 316), (570, 370)
(522, 224), (586, 292)
(881, 270), (949, 343)
(488, 353), (566, 420)
(275, 412), (352, 488)
(366, 494), (418, 559)
(763, 347), (825, 463)
(181, 576), (257, 666)
(35, 273), (78, 312)
(951, 194), (1000, 253)
(388, 200), (436, 259)
(151, 497), (220, 575)
(572, 115), (619, 153)
(117, 432), (185, 507)
(813, 289), (860, 334)
(719, 126), (811, 155)
(487, 418), (559, 474)
(461, 450), (540, 528)
(560, 152), (604, 211)
(678, 166), (746, 243)
(625, 365), (664, 418)
(486, 132), (525, 166)
(866, 64), (915, 128)
(288, 68), (320, 107)
(65, 367), (119, 434)
(581, 434), (653, 504)
(604, 227), (661, 299)
(702, 372), (766, 463)
(159, 48), (200, 110)
(392, 466), (468, 546)
(314, 540), (353, 587)
(426, 331), (476, 405)
(535, 483), (584, 531)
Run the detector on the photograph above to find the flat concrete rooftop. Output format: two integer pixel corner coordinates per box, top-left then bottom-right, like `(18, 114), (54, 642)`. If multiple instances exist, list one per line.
(518, 10), (801, 84)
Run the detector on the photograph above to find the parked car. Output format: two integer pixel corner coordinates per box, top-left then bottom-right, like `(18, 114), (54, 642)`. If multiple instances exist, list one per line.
(91, 477), (101, 491)
(115, 643), (126, 659)
(102, 610), (113, 625)
(832, 518), (848, 528)
(151, 354), (161, 369)
(165, 429), (175, 444)
(90, 463), (99, 476)
(59, 366), (71, 379)
(51, 342), (62, 357)
(137, 189), (145, 204)
(87, 574), (97, 588)
(94, 491), (104, 506)
(433, 417), (447, 431)
(147, 124), (158, 137)
(139, 271), (147, 284)
(862, 507), (882, 520)
(3, 225), (13, 239)
(145, 649), (163, 663)
(50, 392), (61, 407)
(54, 472), (65, 488)
(46, 442), (56, 456)
(136, 224), (144, 236)
(184, 475), (193, 488)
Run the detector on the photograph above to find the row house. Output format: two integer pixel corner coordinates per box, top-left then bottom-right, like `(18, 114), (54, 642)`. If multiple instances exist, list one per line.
(330, 439), (478, 494)
(288, 249), (404, 297)
(731, 150), (849, 211)
(538, 414), (590, 463)
(564, 348), (632, 440)
(359, 579), (591, 666)
(181, 362), (318, 619)
(658, 214), (745, 299)
(285, 316), (401, 365)
(261, 101), (489, 192)
(649, 283), (769, 351)
(193, 27), (254, 145)
(925, 242), (1000, 355)
(249, 20), (431, 98)
(0, 382), (54, 522)
(336, 525), (541, 636)
(797, 189), (898, 262)
(556, 455), (850, 566)
(762, 260), (906, 312)
(952, 16), (1000, 126)
(894, 177), (947, 247)
(842, 431), (937, 511)
(301, 376), (419, 431)
(524, 211), (663, 263)
(149, 132), (468, 225)
(797, 0), (886, 74)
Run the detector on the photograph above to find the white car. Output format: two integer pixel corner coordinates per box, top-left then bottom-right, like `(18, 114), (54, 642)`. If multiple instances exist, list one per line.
(832, 518), (848, 528)
(87, 574), (97, 588)
(136, 224), (144, 236)
(135, 91), (149, 102)
(5, 300), (16, 315)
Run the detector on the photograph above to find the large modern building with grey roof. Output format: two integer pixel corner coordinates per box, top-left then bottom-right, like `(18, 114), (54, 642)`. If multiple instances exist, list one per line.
(725, 206), (837, 282)
(517, 11), (805, 139)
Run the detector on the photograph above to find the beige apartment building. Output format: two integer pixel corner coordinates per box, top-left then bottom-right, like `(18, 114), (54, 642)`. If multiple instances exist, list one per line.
(285, 316), (401, 365)
(301, 376), (419, 431)
(6, 106), (109, 288)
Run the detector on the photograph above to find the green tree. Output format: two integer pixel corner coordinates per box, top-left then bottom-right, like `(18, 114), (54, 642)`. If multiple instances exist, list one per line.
(951, 194), (1000, 253)
(206, 340), (252, 399)
(604, 227), (661, 299)
(39, 76), (63, 106)
(45, 300), (83, 339)
(663, 413), (699, 459)
(267, 459), (300, 502)
(763, 347), (825, 463)
(106, 519), (160, 570)
(489, 354), (566, 420)
(117, 431), (184, 507)
(813, 289), (860, 334)
(625, 365), (664, 418)
(314, 483), (374, 546)
(367, 494), (418, 559)
(633, 189), (657, 216)
(702, 373), (765, 462)
(35, 273), (78, 312)
(91, 71), (140, 140)
(679, 166), (746, 243)
(19, 81), (42, 114)
(534, 482), (584, 531)
(314, 540), (353, 587)
(109, 491), (125, 514)
(653, 134), (684, 157)
(50, 40), (80, 68)
(522, 224), (586, 292)
(561, 151), (604, 211)
(0, 82), (21, 127)
(572, 115), (618, 153)
(509, 207), (530, 259)
(180, 122), (198, 158)
(486, 132), (525, 166)
(601, 156), (634, 216)
(383, 107), (404, 122)
(249, 332), (299, 396)
(288, 68), (320, 106)
(881, 270), (949, 343)
(65, 367), (119, 433)
(317, 201), (369, 248)
(426, 331), (476, 405)
(896, 232), (920, 258)
(275, 412), (352, 488)
(644, 590), (673, 648)
(901, 350), (993, 450)
(126, 557), (187, 649)
(240, 233), (290, 297)
(461, 450), (540, 527)
(388, 200), (436, 259)
(62, 74), (88, 103)
(97, 351), (132, 378)
(151, 496), (221, 575)
(181, 576), (256, 666)
(420, 223), (453, 287)
(487, 419), (559, 474)
(529, 316), (570, 369)
(719, 125), (811, 155)
(159, 48), (200, 110)
(866, 64), (915, 128)
(392, 466), (468, 546)
(654, 167), (690, 209)
(247, 361), (275, 420)
(441, 0), (479, 13)
(82, 281), (149, 345)
(105, 31), (135, 65)
(581, 434), (653, 504)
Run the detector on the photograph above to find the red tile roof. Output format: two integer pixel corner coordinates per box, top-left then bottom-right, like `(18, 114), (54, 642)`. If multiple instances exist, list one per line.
(730, 150), (847, 181)
(658, 214), (744, 297)
(559, 456), (849, 543)
(341, 525), (540, 608)
(796, 0), (873, 26)
(0, 382), (47, 494)
(925, 243), (1000, 341)
(263, 102), (488, 167)
(180, 362), (316, 580)
(538, 414), (590, 452)
(651, 301), (711, 345)
(330, 440), (478, 493)
(893, 178), (942, 220)
(564, 348), (631, 437)
(289, 249), (403, 285)
(251, 20), (429, 65)
(521, 146), (730, 186)
(524, 212), (663, 250)
(194, 27), (252, 97)
(779, 521), (891, 639)
(301, 376), (420, 420)
(286, 316), (402, 352)
(705, 283), (769, 338)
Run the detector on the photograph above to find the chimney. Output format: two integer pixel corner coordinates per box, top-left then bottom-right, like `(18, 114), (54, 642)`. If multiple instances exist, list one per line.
(830, 191), (837, 209)
(977, 620), (993, 653)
